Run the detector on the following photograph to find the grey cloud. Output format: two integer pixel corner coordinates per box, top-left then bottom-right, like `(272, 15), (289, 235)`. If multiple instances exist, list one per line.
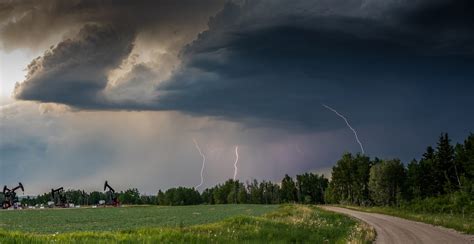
(105, 64), (159, 105)
(1, 101), (354, 195)
(153, 0), (474, 129)
(6, 0), (224, 110)
(8, 0), (474, 131)
(14, 24), (135, 108)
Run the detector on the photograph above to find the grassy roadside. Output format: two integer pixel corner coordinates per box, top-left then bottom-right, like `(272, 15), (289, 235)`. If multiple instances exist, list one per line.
(0, 205), (375, 243)
(340, 205), (473, 234)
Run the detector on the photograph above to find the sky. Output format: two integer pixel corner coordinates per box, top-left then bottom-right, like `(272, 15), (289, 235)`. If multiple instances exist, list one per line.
(1, 0), (473, 195)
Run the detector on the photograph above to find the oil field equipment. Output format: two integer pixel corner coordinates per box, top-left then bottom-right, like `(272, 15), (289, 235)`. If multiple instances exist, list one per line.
(2, 182), (24, 209)
(104, 180), (119, 206)
(51, 187), (68, 207)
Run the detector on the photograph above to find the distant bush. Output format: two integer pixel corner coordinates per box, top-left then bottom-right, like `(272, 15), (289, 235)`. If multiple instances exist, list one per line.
(400, 191), (473, 216)
(157, 187), (202, 205)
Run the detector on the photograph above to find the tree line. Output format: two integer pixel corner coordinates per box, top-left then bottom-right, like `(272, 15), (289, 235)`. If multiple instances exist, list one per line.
(19, 173), (328, 206)
(19, 132), (473, 214)
(326, 133), (473, 214)
(20, 188), (157, 206)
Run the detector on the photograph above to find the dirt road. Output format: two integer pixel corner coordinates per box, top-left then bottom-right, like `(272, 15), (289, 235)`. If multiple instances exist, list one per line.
(321, 206), (473, 244)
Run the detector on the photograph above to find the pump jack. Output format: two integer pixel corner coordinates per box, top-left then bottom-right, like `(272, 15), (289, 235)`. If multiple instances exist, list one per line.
(2, 182), (24, 209)
(104, 181), (119, 206)
(51, 187), (68, 207)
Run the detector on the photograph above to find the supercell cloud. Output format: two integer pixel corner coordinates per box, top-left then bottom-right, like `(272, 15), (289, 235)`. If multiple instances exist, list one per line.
(8, 0), (474, 129)
(1, 0), (473, 194)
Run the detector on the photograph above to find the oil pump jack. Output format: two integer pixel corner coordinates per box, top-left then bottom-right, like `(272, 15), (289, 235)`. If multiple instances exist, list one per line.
(51, 187), (68, 207)
(104, 181), (119, 206)
(2, 182), (24, 209)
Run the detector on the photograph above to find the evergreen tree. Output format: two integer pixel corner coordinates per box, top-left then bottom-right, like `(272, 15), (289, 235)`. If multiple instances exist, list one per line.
(423, 146), (435, 160)
(406, 159), (422, 199)
(455, 133), (474, 186)
(419, 146), (440, 197)
(435, 133), (457, 193)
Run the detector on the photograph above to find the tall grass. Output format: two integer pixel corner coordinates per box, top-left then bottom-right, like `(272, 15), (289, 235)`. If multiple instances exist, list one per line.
(343, 205), (473, 234)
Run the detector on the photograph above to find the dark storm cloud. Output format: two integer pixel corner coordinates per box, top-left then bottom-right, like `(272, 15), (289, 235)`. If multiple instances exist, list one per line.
(394, 0), (474, 54)
(155, 0), (474, 128)
(400, 0), (474, 30)
(10, 0), (474, 129)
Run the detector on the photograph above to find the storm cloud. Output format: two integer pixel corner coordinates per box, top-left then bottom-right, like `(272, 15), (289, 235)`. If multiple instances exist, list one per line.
(8, 0), (474, 131)
(14, 24), (135, 107)
(155, 0), (474, 129)
(2, 0), (473, 194)
(5, 0), (224, 109)
(0, 0), (223, 51)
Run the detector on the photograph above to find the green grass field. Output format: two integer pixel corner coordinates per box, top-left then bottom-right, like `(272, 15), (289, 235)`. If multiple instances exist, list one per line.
(342, 205), (474, 234)
(0, 204), (374, 243)
(0, 204), (277, 233)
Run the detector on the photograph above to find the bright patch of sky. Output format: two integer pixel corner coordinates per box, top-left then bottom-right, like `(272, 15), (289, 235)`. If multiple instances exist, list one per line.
(0, 49), (38, 99)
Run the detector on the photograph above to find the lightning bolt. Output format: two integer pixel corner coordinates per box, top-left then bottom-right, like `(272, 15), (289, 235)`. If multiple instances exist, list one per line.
(322, 104), (365, 154)
(233, 146), (239, 180)
(192, 138), (206, 189)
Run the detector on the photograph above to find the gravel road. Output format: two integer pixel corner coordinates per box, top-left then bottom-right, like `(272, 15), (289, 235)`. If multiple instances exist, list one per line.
(321, 206), (473, 244)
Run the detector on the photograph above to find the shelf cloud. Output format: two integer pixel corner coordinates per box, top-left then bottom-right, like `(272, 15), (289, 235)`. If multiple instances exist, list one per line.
(7, 0), (473, 130)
